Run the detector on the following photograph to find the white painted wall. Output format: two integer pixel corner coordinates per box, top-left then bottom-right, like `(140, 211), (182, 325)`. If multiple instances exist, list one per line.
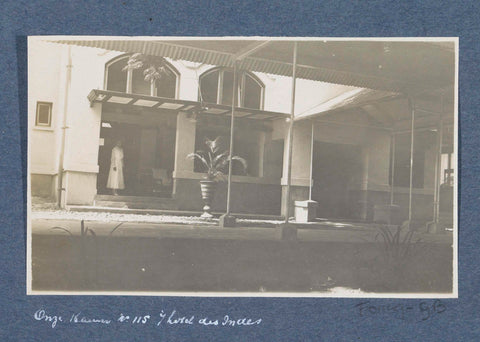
(28, 39), (63, 175)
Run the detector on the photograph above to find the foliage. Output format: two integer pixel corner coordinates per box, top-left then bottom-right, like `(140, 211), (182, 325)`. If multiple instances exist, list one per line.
(51, 220), (96, 236)
(187, 137), (247, 181)
(375, 221), (421, 263)
(50, 220), (124, 236)
(122, 53), (169, 84)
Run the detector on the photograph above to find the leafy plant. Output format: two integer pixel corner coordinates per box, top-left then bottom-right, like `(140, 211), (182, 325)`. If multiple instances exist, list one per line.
(122, 53), (169, 85)
(375, 221), (421, 263)
(50, 220), (96, 236)
(187, 137), (247, 181)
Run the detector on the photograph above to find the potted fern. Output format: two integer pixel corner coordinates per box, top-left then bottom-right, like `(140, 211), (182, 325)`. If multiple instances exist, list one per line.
(187, 137), (247, 218)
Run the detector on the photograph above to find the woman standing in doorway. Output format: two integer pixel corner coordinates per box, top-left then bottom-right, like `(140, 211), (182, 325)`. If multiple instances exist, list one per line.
(107, 140), (125, 195)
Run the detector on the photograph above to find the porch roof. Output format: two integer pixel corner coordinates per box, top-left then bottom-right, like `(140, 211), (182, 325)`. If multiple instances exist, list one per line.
(88, 89), (290, 121)
(52, 38), (455, 94)
(295, 87), (401, 122)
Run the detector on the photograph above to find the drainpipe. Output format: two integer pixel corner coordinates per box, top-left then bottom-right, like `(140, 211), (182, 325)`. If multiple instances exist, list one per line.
(57, 46), (72, 208)
(283, 41), (298, 223)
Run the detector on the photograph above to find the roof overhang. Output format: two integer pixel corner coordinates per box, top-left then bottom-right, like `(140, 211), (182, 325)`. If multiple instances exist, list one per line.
(295, 88), (402, 121)
(88, 89), (290, 121)
(52, 38), (456, 94)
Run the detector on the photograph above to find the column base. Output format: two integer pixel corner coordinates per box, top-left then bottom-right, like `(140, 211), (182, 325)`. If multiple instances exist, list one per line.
(426, 221), (446, 234)
(276, 223), (297, 241)
(219, 214), (237, 228)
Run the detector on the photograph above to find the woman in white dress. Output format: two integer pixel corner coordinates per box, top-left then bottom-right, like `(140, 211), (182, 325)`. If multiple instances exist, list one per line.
(106, 140), (125, 195)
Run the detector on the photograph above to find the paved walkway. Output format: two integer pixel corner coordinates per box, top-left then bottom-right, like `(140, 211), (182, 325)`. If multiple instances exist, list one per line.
(30, 217), (453, 245)
(30, 197), (453, 244)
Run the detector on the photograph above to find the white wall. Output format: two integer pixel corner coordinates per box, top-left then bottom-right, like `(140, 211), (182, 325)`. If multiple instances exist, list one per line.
(28, 39), (63, 175)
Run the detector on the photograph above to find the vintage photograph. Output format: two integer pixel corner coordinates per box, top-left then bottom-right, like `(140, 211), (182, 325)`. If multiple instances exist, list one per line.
(27, 37), (457, 296)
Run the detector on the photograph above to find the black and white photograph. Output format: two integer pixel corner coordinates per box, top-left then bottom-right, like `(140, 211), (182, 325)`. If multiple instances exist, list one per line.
(28, 37), (457, 296)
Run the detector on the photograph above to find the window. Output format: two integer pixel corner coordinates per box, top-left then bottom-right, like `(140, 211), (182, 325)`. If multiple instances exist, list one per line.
(441, 152), (455, 186)
(193, 123), (262, 177)
(199, 68), (264, 109)
(105, 55), (178, 98)
(35, 102), (52, 127)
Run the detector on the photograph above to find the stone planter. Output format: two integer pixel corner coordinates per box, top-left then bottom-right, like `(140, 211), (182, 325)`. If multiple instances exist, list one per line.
(200, 180), (216, 218)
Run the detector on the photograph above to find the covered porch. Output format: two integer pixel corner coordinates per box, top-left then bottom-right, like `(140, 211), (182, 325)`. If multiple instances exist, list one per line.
(55, 38), (456, 229)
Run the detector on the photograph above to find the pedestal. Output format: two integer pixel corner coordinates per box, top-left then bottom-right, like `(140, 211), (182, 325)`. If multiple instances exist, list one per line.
(294, 200), (318, 223)
(219, 214), (236, 228)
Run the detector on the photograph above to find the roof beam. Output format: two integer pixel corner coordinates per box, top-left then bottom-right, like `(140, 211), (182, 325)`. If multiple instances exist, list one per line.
(233, 40), (271, 61)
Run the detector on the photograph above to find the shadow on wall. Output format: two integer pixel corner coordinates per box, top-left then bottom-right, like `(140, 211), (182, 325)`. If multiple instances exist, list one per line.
(174, 178), (282, 215)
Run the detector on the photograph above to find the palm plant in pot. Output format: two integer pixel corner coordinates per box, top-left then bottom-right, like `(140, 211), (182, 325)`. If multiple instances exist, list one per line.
(187, 137), (247, 218)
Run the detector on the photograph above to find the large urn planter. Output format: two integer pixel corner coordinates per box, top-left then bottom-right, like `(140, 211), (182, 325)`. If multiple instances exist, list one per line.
(187, 137), (247, 222)
(199, 180), (217, 218)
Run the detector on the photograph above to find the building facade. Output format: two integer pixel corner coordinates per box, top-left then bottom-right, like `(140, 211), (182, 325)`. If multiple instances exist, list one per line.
(29, 39), (455, 225)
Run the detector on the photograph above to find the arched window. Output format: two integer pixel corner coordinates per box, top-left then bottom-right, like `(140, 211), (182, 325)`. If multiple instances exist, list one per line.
(105, 55), (178, 98)
(199, 68), (264, 109)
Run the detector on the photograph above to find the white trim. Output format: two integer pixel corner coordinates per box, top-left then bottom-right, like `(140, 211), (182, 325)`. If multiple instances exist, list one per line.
(104, 54), (179, 99)
(281, 177), (310, 187)
(173, 170), (280, 185)
(199, 67), (265, 109)
(63, 163), (99, 173)
(30, 168), (58, 175)
(32, 126), (54, 132)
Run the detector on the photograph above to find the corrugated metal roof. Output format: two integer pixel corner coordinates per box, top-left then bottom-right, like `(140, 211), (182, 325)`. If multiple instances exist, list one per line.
(50, 39), (455, 93)
(295, 88), (401, 121)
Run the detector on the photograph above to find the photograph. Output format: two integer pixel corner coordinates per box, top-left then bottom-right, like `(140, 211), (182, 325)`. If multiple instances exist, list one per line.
(27, 36), (457, 296)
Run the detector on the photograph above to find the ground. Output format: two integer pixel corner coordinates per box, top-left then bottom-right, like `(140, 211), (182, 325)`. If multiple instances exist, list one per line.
(29, 197), (454, 295)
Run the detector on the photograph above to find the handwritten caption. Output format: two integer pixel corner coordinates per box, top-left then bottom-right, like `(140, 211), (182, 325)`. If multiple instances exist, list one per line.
(355, 299), (446, 322)
(34, 309), (262, 329)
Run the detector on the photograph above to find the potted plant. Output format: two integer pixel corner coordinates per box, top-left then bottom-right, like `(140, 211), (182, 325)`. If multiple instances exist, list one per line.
(187, 137), (247, 218)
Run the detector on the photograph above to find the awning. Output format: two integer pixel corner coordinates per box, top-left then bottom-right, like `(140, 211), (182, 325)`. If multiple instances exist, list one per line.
(52, 38), (455, 94)
(88, 89), (290, 121)
(295, 88), (401, 121)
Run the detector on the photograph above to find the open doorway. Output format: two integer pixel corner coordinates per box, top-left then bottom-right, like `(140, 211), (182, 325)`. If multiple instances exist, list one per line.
(312, 141), (362, 219)
(97, 111), (177, 197)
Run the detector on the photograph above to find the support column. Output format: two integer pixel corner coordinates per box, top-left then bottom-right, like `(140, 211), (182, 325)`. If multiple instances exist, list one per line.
(219, 62), (238, 227)
(295, 120), (318, 223)
(429, 118), (444, 233)
(390, 134), (396, 205)
(283, 41), (298, 224)
(172, 112), (196, 185)
(408, 98), (415, 223)
(309, 121), (315, 201)
(277, 42), (298, 240)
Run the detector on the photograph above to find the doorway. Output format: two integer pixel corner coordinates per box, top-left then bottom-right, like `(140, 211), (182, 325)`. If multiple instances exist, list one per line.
(312, 141), (362, 219)
(97, 114), (176, 197)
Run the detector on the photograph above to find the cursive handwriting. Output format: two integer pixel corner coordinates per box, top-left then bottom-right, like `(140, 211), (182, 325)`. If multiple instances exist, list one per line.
(34, 309), (63, 328)
(355, 299), (446, 322)
(34, 309), (262, 329)
(70, 312), (112, 325)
